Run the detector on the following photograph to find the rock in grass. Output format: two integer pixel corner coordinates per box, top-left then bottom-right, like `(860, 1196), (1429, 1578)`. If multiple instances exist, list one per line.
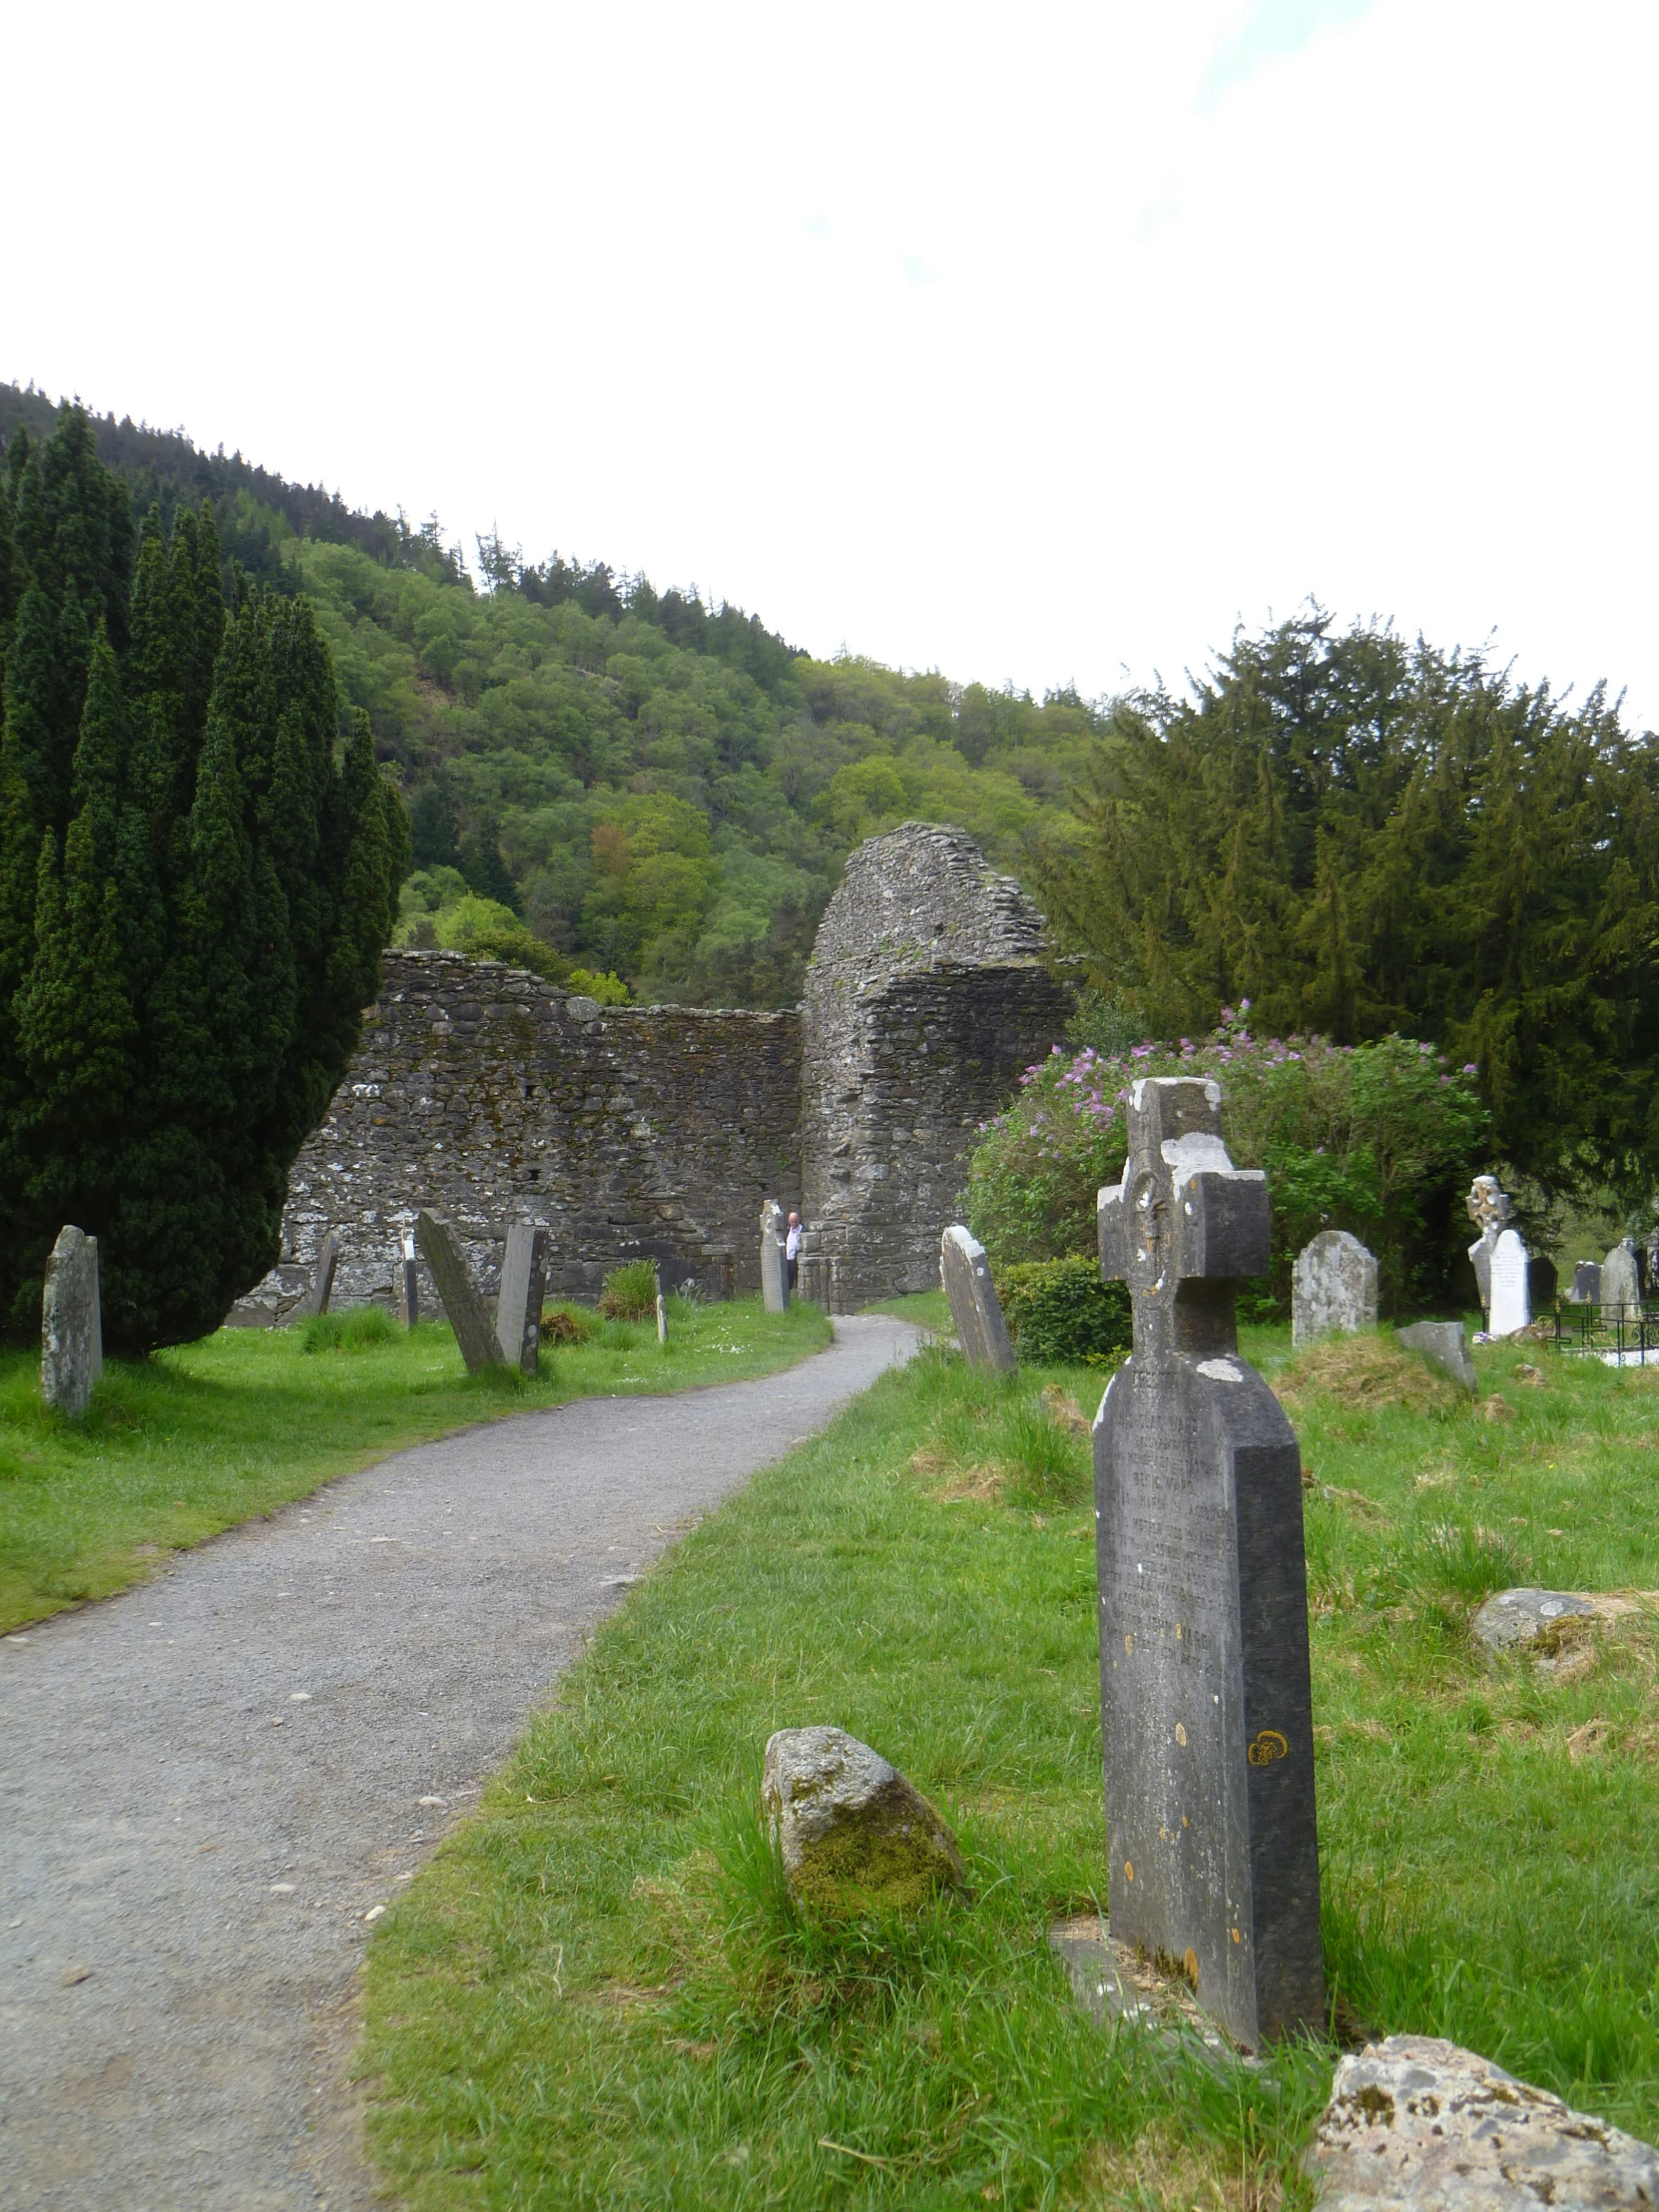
(1306, 2034), (1659, 2211)
(762, 1727), (966, 1914)
(1472, 1586), (1645, 1664)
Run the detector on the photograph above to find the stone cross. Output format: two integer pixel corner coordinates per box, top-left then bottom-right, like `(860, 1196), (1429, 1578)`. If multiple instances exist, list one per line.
(761, 1201), (790, 1314)
(1291, 1230), (1378, 1349)
(398, 1229), (420, 1328)
(495, 1224), (549, 1375)
(42, 1225), (103, 1418)
(295, 1231), (339, 1322)
(939, 1225), (1015, 1372)
(415, 1211), (504, 1373)
(1095, 1076), (1324, 2047)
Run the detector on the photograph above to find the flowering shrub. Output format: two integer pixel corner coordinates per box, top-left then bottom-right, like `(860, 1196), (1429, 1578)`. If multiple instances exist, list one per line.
(966, 1007), (1486, 1315)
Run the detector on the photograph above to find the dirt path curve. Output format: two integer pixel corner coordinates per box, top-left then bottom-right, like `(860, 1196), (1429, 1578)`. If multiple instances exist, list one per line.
(0, 1315), (920, 2211)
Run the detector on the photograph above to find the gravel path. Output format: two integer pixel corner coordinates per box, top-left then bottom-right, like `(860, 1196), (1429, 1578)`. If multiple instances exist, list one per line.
(0, 1315), (919, 2212)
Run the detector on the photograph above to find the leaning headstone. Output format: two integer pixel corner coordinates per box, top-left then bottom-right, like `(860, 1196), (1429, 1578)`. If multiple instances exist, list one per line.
(41, 1226), (103, 1418)
(939, 1224), (1016, 1372)
(760, 1201), (790, 1314)
(1602, 1238), (1641, 1321)
(1095, 1076), (1324, 2046)
(1305, 2034), (1659, 2212)
(1487, 1227), (1531, 1337)
(294, 1231), (339, 1322)
(1395, 1320), (1477, 1392)
(397, 1230), (420, 1328)
(495, 1224), (549, 1375)
(1570, 1259), (1601, 1304)
(414, 1211), (504, 1373)
(762, 1726), (967, 1915)
(1291, 1230), (1378, 1349)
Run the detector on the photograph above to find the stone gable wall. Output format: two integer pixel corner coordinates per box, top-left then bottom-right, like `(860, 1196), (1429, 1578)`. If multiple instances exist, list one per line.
(239, 950), (803, 1323)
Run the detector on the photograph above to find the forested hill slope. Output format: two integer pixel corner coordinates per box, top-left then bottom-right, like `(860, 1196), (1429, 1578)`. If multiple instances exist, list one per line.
(0, 383), (1098, 1006)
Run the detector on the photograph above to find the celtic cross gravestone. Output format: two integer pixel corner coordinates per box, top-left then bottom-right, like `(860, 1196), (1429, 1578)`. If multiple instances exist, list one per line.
(1095, 1076), (1324, 2047)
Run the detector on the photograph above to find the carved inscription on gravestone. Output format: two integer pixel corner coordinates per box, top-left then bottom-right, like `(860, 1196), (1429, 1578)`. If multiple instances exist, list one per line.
(1095, 1077), (1324, 2047)
(939, 1224), (1016, 1372)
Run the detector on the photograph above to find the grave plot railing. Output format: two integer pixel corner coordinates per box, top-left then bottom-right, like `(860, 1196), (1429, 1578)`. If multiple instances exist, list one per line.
(1551, 1300), (1659, 1362)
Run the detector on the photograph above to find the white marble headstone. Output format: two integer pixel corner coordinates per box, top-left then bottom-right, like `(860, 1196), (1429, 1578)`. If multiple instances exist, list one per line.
(1487, 1227), (1531, 1337)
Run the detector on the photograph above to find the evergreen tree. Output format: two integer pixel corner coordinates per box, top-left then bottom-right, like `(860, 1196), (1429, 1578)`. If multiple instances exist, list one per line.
(1039, 610), (1659, 1205)
(0, 407), (405, 1351)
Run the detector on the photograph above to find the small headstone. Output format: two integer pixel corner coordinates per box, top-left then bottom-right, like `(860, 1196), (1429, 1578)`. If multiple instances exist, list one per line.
(294, 1231), (339, 1322)
(495, 1224), (549, 1374)
(762, 1726), (966, 1915)
(41, 1226), (103, 1418)
(1487, 1227), (1530, 1337)
(939, 1224), (1016, 1373)
(1305, 2034), (1659, 2212)
(397, 1231), (420, 1328)
(414, 1212), (504, 1373)
(655, 1283), (668, 1345)
(1571, 1260), (1602, 1304)
(760, 1201), (790, 1314)
(1291, 1230), (1378, 1349)
(1395, 1320), (1476, 1392)
(1602, 1239), (1642, 1320)
(1095, 1076), (1324, 2047)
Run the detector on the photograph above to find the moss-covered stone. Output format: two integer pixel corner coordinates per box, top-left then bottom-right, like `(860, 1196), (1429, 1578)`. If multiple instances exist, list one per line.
(762, 1725), (968, 1917)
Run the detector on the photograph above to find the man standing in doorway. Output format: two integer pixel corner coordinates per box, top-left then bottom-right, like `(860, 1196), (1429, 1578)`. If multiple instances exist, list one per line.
(786, 1211), (803, 1294)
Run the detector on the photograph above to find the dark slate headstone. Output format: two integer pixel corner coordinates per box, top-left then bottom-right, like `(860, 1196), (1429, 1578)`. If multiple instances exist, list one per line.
(398, 1230), (420, 1328)
(761, 1201), (790, 1314)
(939, 1224), (1015, 1372)
(42, 1225), (103, 1418)
(294, 1231), (339, 1322)
(414, 1211), (504, 1373)
(1095, 1076), (1324, 2047)
(1570, 1260), (1601, 1305)
(495, 1224), (549, 1375)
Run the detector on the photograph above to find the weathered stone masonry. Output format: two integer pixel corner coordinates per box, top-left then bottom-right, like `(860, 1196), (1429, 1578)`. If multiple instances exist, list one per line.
(243, 825), (1072, 1321)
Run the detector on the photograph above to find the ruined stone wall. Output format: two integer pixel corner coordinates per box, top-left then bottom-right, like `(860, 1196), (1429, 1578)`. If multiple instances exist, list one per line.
(237, 950), (802, 1323)
(799, 825), (1075, 1307)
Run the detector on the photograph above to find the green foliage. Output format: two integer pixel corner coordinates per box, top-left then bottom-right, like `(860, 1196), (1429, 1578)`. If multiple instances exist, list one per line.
(597, 1259), (660, 1321)
(1039, 609), (1659, 1205)
(0, 408), (406, 1353)
(994, 1257), (1132, 1367)
(394, 867), (629, 995)
(968, 1011), (1485, 1314)
(300, 1305), (398, 1354)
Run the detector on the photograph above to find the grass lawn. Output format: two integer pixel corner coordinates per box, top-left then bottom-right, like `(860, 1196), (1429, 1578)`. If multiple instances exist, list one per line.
(358, 1324), (1659, 2210)
(0, 1295), (831, 1634)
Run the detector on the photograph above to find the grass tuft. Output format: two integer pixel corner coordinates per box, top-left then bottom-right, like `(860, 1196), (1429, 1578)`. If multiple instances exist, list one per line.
(299, 1304), (399, 1354)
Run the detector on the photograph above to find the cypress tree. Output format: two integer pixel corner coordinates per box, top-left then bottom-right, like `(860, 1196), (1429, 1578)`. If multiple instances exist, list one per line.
(0, 409), (405, 1350)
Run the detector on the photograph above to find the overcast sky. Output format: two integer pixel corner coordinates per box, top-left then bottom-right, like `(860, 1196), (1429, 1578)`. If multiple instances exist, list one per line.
(5, 1), (1655, 724)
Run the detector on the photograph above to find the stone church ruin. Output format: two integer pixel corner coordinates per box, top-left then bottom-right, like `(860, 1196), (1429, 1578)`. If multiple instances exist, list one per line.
(238, 824), (1074, 1324)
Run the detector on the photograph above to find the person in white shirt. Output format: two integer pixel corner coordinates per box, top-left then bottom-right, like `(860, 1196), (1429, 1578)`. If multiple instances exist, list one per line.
(786, 1211), (803, 1292)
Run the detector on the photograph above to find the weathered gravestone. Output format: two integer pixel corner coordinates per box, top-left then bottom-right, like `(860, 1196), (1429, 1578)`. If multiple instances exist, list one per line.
(939, 1224), (1016, 1372)
(41, 1225), (103, 1418)
(761, 1201), (790, 1314)
(495, 1224), (549, 1374)
(414, 1211), (504, 1373)
(1291, 1230), (1378, 1349)
(1395, 1320), (1477, 1392)
(1466, 1176), (1530, 1336)
(397, 1229), (420, 1328)
(1602, 1238), (1642, 1321)
(1570, 1260), (1602, 1304)
(1095, 1076), (1324, 2047)
(294, 1231), (339, 1322)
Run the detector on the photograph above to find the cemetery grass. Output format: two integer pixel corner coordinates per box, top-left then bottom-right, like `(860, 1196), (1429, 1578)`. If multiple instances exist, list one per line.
(359, 1324), (1659, 2208)
(0, 1297), (831, 1633)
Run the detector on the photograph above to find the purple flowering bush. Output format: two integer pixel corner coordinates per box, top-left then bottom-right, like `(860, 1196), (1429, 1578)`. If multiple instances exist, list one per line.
(966, 1006), (1486, 1314)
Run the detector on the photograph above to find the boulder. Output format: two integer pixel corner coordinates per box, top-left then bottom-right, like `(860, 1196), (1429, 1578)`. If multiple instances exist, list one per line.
(762, 1726), (966, 1914)
(1306, 2033), (1659, 2212)
(1472, 1586), (1642, 1663)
